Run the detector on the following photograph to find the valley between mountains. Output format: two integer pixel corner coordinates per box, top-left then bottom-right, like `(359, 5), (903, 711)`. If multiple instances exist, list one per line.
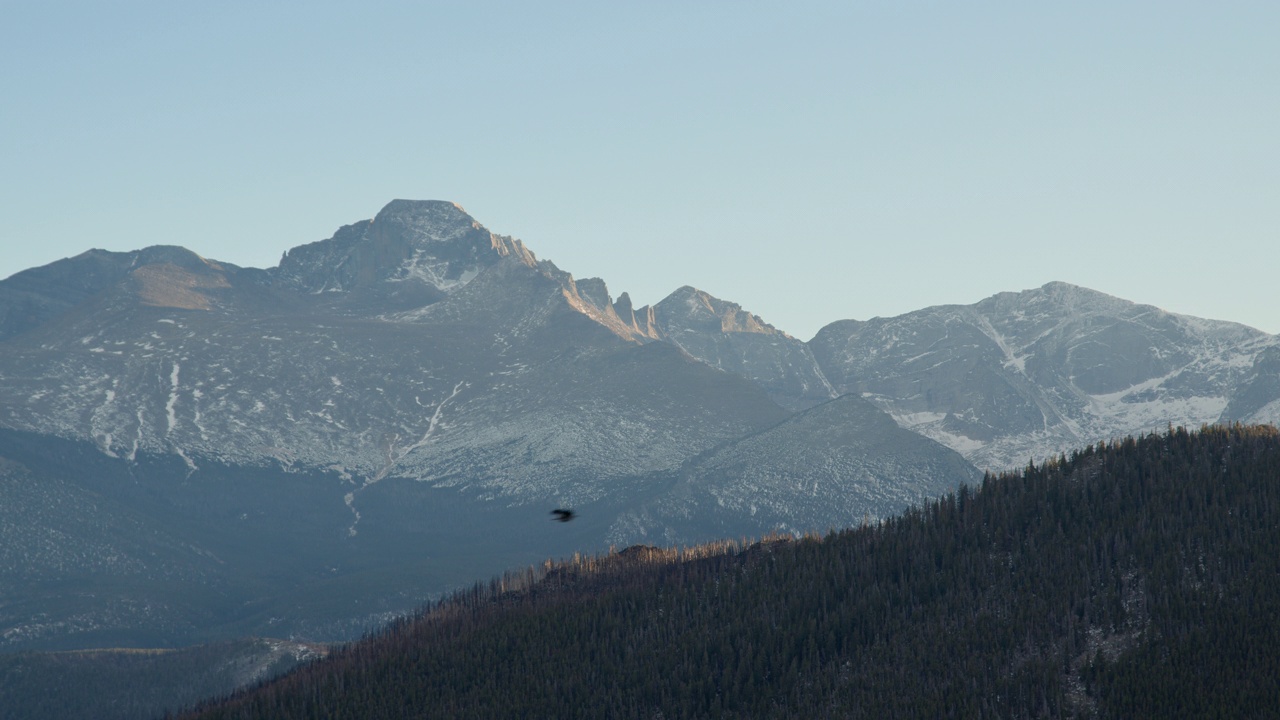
(1, 199), (1276, 652)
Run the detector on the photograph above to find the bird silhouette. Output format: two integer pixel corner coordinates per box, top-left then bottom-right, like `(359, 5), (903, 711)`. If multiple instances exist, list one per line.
(551, 508), (576, 522)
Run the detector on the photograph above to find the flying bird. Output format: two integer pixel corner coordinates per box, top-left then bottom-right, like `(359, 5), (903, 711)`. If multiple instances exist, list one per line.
(551, 508), (576, 522)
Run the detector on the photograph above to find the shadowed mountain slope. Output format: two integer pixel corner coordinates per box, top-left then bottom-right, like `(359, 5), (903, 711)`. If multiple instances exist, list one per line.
(182, 424), (1280, 719)
(610, 394), (980, 545)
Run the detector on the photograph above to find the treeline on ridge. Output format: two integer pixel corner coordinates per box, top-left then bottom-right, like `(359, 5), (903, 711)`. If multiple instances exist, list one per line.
(181, 424), (1280, 719)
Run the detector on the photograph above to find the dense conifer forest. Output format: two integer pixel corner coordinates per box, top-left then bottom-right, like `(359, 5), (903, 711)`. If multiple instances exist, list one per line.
(181, 424), (1280, 719)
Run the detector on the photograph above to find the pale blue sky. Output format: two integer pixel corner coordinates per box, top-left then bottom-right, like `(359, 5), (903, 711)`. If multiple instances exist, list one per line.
(3, 2), (1277, 339)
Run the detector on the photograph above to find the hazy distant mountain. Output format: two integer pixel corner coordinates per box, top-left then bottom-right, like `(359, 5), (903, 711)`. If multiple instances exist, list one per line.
(638, 285), (836, 411)
(810, 281), (1280, 470)
(0, 200), (975, 650)
(610, 394), (979, 545)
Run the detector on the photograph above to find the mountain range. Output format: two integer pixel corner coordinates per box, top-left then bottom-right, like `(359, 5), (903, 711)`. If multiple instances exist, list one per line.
(1, 199), (1275, 651)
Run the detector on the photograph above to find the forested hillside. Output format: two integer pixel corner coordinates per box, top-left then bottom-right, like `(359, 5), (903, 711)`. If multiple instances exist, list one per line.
(183, 424), (1280, 719)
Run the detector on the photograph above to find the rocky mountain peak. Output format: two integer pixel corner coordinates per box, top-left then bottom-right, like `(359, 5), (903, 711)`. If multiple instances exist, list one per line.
(975, 281), (1132, 319)
(0, 246), (245, 341)
(274, 199), (534, 295)
(809, 280), (1279, 471)
(640, 286), (834, 412)
(653, 286), (778, 336)
(372, 198), (472, 228)
(611, 292), (662, 339)
(131, 245), (227, 275)
(370, 200), (521, 259)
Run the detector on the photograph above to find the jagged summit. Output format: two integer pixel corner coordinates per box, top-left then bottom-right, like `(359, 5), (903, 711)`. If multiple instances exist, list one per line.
(654, 285), (778, 336)
(273, 199), (534, 296)
(634, 285), (835, 411)
(370, 200), (534, 260)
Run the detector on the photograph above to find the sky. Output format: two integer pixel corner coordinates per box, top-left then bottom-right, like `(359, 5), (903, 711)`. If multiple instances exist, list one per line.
(3, 2), (1277, 340)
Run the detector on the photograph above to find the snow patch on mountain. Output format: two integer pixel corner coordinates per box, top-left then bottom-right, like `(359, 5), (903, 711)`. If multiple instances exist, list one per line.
(811, 282), (1280, 470)
(1249, 398), (1280, 425)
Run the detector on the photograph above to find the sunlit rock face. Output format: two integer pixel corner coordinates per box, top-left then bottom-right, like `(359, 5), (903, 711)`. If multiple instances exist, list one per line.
(629, 285), (837, 412)
(810, 281), (1280, 471)
(0, 200), (979, 650)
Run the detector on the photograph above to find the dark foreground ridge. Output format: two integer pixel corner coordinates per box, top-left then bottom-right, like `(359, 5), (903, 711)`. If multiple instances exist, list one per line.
(182, 424), (1280, 719)
(0, 639), (324, 720)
